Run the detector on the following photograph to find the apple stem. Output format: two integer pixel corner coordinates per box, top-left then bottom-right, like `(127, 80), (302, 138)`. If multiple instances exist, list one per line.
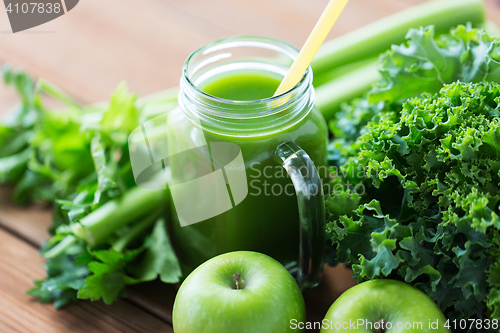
(375, 319), (386, 333)
(233, 273), (245, 290)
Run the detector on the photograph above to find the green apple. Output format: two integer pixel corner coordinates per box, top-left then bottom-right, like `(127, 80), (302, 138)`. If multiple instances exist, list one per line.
(320, 279), (450, 333)
(173, 251), (306, 333)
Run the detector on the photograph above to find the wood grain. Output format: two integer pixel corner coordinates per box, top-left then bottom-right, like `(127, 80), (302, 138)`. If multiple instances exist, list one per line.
(0, 0), (430, 105)
(0, 187), (52, 246)
(0, 227), (172, 333)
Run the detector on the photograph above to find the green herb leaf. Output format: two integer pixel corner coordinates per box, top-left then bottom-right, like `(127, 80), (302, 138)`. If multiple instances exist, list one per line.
(77, 249), (142, 305)
(370, 24), (500, 103)
(130, 219), (182, 283)
(27, 243), (89, 309)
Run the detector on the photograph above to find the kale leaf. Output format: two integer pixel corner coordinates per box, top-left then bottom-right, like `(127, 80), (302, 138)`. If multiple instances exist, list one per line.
(328, 81), (500, 326)
(327, 25), (500, 329)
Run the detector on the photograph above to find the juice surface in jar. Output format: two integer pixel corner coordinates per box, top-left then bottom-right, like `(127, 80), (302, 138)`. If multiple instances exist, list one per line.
(201, 71), (281, 101)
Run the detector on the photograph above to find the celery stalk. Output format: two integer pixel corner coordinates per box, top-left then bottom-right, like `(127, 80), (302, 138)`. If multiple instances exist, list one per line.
(43, 235), (78, 259)
(314, 61), (379, 120)
(71, 186), (167, 246)
(111, 210), (161, 252)
(311, 0), (485, 75)
(37, 79), (83, 111)
(313, 57), (377, 87)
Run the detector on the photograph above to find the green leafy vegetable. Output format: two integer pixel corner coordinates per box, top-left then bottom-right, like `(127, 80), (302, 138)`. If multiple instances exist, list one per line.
(130, 219), (182, 283)
(370, 24), (500, 103)
(1, 66), (181, 308)
(29, 217), (182, 307)
(77, 248), (142, 304)
(326, 24), (500, 330)
(330, 24), (500, 148)
(27, 243), (88, 309)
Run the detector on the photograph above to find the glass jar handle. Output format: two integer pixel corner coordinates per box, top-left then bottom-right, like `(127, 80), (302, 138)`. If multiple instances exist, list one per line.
(275, 142), (325, 290)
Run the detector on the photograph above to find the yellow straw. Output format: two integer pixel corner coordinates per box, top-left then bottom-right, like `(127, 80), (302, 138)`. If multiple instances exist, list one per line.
(274, 0), (350, 96)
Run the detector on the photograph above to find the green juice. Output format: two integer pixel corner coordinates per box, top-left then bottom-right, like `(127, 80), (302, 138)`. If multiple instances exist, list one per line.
(201, 72), (281, 100)
(168, 70), (328, 271)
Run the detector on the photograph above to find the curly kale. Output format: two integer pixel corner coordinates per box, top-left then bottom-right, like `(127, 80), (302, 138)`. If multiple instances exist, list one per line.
(329, 24), (500, 146)
(327, 81), (500, 327)
(327, 26), (500, 326)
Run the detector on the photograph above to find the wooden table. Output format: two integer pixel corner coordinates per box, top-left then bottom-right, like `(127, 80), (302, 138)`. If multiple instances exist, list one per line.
(1, 0), (500, 332)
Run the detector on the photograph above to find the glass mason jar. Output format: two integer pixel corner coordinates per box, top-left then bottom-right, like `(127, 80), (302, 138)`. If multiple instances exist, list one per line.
(166, 36), (328, 289)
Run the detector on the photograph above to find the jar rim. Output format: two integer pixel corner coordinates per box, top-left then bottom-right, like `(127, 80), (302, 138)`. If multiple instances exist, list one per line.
(178, 36), (315, 137)
(182, 35), (312, 106)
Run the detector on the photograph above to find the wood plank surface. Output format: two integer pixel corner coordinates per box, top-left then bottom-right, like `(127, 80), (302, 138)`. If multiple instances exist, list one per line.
(0, 0), (434, 104)
(0, 227), (172, 333)
(2, 0), (500, 332)
(0, 0), (498, 108)
(0, 187), (52, 246)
